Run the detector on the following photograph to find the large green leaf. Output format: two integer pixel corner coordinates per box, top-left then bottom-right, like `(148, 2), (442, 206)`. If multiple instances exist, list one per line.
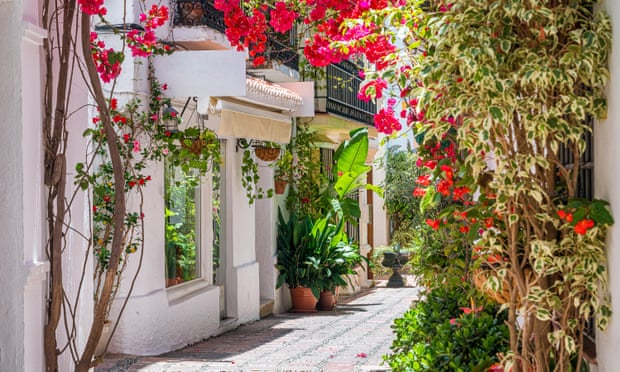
(335, 127), (369, 177)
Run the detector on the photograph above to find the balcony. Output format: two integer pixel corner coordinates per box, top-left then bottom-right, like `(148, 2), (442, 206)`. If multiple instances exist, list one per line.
(173, 0), (299, 77)
(315, 61), (377, 126)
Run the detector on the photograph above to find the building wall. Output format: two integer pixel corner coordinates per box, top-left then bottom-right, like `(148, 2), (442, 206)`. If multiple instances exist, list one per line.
(0, 1), (27, 370)
(596, 2), (620, 370)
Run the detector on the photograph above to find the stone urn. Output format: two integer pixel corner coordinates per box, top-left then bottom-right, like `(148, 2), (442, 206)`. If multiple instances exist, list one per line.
(381, 250), (410, 287)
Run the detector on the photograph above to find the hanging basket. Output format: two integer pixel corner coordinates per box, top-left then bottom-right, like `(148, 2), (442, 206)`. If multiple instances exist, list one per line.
(180, 137), (206, 155)
(254, 146), (280, 162)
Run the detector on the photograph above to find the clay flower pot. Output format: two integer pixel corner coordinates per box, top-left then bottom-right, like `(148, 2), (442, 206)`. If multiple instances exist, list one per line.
(290, 287), (318, 313)
(274, 179), (288, 194)
(317, 290), (337, 311)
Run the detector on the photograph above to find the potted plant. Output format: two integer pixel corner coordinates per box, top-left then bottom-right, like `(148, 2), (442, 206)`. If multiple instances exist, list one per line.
(274, 147), (292, 194)
(310, 209), (369, 310)
(276, 209), (321, 312)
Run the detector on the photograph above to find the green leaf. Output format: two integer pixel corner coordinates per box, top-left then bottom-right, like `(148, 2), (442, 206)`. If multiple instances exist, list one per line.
(335, 128), (368, 177)
(490, 106), (503, 121)
(591, 200), (614, 225)
(536, 308), (552, 321)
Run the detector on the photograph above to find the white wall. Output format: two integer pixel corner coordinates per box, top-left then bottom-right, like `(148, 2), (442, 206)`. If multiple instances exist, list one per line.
(1, 1), (27, 370)
(595, 2), (620, 370)
(256, 166), (278, 302)
(225, 144), (261, 323)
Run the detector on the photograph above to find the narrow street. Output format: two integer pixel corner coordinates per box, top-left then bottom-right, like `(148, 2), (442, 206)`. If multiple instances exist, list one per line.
(96, 286), (419, 372)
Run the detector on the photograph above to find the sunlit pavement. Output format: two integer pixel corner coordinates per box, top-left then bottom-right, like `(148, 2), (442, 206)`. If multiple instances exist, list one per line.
(95, 284), (420, 372)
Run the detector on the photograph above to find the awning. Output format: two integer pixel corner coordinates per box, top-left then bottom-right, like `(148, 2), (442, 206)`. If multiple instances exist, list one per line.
(218, 109), (292, 143)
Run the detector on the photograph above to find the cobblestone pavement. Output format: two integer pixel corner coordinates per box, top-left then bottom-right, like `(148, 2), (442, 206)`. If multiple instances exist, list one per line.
(95, 285), (420, 372)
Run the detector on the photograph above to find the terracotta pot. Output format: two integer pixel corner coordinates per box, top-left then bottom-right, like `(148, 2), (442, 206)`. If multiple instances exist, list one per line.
(317, 290), (336, 311)
(290, 287), (318, 313)
(274, 179), (288, 194)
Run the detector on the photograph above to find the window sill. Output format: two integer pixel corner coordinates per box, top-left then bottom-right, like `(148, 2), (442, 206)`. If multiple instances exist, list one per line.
(166, 278), (214, 305)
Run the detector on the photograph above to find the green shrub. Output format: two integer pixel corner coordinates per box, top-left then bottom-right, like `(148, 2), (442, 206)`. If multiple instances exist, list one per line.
(385, 285), (509, 372)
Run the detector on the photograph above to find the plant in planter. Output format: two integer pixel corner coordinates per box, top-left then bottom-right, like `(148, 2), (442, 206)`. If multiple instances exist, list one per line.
(310, 207), (369, 310)
(239, 139), (286, 204)
(276, 209), (322, 312)
(274, 147), (293, 194)
(276, 205), (368, 311)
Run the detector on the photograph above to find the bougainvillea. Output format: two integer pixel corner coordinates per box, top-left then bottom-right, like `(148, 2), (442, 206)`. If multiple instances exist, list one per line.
(218, 0), (613, 371)
(43, 2), (220, 370)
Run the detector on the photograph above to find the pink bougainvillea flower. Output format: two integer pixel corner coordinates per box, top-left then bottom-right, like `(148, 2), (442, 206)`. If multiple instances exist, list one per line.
(78, 0), (106, 16)
(450, 318), (457, 326)
(373, 108), (401, 135)
(269, 2), (297, 33)
(356, 352), (368, 358)
(133, 140), (141, 153)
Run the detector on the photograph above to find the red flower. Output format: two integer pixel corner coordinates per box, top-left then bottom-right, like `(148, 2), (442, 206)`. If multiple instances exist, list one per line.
(460, 305), (483, 315)
(426, 219), (440, 230)
(269, 2), (297, 33)
(413, 187), (426, 197)
(459, 225), (469, 233)
(452, 186), (470, 201)
(416, 174), (431, 186)
(574, 219), (595, 235)
(437, 179), (452, 196)
(440, 165), (453, 180)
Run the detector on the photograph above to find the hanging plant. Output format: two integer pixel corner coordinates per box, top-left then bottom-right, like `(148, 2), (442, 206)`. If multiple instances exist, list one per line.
(238, 139), (287, 204)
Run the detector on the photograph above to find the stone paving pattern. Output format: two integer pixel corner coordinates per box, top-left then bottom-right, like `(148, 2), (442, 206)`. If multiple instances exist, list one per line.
(95, 286), (419, 372)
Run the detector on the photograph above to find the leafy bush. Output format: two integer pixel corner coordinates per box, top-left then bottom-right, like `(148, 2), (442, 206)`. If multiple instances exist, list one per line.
(385, 285), (508, 372)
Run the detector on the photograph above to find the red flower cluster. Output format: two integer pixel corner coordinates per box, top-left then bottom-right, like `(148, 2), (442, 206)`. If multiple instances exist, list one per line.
(358, 78), (388, 101)
(78, 0), (106, 16)
(270, 2), (297, 33)
(374, 108), (401, 135)
(127, 5), (170, 57)
(215, 1), (269, 66)
(558, 209), (596, 235)
(574, 219), (595, 235)
(90, 33), (122, 83)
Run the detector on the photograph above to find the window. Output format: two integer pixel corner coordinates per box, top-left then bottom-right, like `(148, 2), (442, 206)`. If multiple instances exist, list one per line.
(164, 161), (201, 287)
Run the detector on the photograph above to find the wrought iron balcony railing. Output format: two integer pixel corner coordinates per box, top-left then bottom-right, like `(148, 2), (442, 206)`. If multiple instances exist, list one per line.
(174, 0), (226, 31)
(173, 0), (298, 71)
(318, 61), (376, 126)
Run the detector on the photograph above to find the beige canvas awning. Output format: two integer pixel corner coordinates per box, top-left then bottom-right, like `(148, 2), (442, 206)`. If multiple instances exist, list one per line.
(218, 109), (292, 143)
